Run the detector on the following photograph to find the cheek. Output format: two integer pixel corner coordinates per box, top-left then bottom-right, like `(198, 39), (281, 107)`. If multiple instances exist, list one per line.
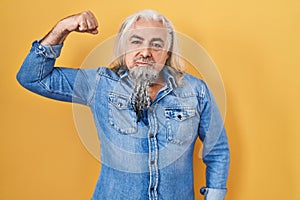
(155, 52), (169, 64)
(124, 53), (134, 69)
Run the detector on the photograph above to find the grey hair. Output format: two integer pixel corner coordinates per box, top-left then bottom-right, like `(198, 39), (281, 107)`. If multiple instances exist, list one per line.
(111, 9), (185, 86)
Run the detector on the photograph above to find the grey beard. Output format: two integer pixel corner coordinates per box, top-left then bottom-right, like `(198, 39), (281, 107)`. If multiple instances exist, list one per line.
(129, 66), (159, 122)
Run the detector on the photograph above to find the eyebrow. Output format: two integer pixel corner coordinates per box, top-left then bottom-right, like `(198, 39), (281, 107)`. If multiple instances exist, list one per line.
(129, 35), (144, 41)
(151, 38), (164, 44)
(129, 35), (165, 43)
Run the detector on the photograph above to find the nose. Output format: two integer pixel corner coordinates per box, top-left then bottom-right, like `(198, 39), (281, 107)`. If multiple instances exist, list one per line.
(140, 47), (152, 58)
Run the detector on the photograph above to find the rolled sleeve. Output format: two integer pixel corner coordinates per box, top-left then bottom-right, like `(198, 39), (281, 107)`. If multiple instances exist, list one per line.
(200, 187), (227, 200)
(34, 39), (63, 58)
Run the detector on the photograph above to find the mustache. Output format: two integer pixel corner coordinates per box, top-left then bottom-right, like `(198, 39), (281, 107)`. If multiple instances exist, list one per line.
(133, 57), (155, 66)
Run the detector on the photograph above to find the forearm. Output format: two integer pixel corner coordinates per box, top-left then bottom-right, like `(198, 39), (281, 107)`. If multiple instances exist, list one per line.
(201, 128), (230, 200)
(204, 128), (230, 187)
(40, 10), (98, 46)
(40, 21), (70, 45)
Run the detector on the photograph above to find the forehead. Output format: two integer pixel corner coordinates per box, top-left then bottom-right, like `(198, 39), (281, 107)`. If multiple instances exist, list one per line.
(128, 19), (168, 39)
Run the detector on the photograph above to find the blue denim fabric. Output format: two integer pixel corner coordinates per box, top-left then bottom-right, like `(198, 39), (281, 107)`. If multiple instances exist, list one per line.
(17, 40), (230, 200)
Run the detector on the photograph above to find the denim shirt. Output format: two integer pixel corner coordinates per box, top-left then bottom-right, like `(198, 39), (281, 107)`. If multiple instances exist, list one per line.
(17, 41), (230, 200)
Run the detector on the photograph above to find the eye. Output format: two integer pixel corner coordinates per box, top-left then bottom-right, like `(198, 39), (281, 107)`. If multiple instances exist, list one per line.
(151, 42), (163, 50)
(131, 40), (142, 45)
(151, 41), (164, 51)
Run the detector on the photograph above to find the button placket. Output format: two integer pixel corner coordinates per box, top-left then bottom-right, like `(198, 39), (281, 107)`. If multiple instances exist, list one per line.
(147, 105), (159, 200)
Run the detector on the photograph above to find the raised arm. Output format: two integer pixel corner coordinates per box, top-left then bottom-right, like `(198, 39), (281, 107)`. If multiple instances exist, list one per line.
(40, 10), (98, 45)
(17, 11), (99, 105)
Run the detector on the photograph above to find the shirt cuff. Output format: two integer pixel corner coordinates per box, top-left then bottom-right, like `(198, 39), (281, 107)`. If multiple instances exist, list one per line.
(33, 40), (63, 59)
(200, 187), (227, 200)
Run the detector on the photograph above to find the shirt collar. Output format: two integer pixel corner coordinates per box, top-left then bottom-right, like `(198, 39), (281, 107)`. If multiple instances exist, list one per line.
(162, 66), (178, 89)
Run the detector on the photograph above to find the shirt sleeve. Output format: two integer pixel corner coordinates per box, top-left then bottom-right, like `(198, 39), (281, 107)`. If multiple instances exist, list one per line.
(16, 40), (99, 105)
(198, 80), (230, 200)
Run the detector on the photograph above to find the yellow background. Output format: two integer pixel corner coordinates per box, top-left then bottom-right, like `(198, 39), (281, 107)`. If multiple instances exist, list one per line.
(1, 0), (299, 199)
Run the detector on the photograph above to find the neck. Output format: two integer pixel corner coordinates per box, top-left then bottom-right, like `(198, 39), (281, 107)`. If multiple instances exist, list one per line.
(148, 83), (164, 101)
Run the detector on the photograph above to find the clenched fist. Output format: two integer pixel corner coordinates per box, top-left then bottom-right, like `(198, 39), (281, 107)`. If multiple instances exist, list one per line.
(41, 10), (99, 45)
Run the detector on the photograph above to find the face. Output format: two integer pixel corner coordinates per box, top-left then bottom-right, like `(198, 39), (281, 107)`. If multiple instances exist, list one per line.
(124, 19), (169, 72)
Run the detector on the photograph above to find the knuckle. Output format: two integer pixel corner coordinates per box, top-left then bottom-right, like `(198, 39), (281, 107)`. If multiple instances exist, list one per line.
(77, 15), (84, 21)
(83, 10), (91, 16)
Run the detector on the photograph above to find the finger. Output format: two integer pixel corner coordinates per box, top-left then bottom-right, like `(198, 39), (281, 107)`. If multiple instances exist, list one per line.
(78, 20), (88, 32)
(87, 29), (99, 35)
(88, 11), (99, 28)
(86, 18), (96, 31)
(86, 11), (98, 30)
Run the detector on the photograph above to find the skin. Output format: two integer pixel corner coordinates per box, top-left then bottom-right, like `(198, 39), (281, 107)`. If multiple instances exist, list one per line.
(125, 19), (169, 100)
(40, 10), (98, 45)
(41, 11), (168, 100)
(124, 19), (169, 71)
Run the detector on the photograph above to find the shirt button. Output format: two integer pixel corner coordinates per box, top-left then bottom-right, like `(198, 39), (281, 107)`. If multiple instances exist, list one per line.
(200, 187), (207, 195)
(148, 107), (153, 113)
(150, 160), (155, 165)
(150, 187), (155, 191)
(149, 133), (154, 138)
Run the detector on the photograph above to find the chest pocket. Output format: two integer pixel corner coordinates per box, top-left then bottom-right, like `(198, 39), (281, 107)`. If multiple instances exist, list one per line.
(108, 93), (137, 134)
(165, 107), (196, 145)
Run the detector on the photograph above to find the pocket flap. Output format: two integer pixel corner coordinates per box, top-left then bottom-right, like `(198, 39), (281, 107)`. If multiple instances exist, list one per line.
(165, 107), (196, 121)
(108, 93), (131, 109)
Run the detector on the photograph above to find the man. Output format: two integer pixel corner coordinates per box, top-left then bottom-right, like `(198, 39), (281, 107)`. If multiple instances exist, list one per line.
(17, 10), (230, 200)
